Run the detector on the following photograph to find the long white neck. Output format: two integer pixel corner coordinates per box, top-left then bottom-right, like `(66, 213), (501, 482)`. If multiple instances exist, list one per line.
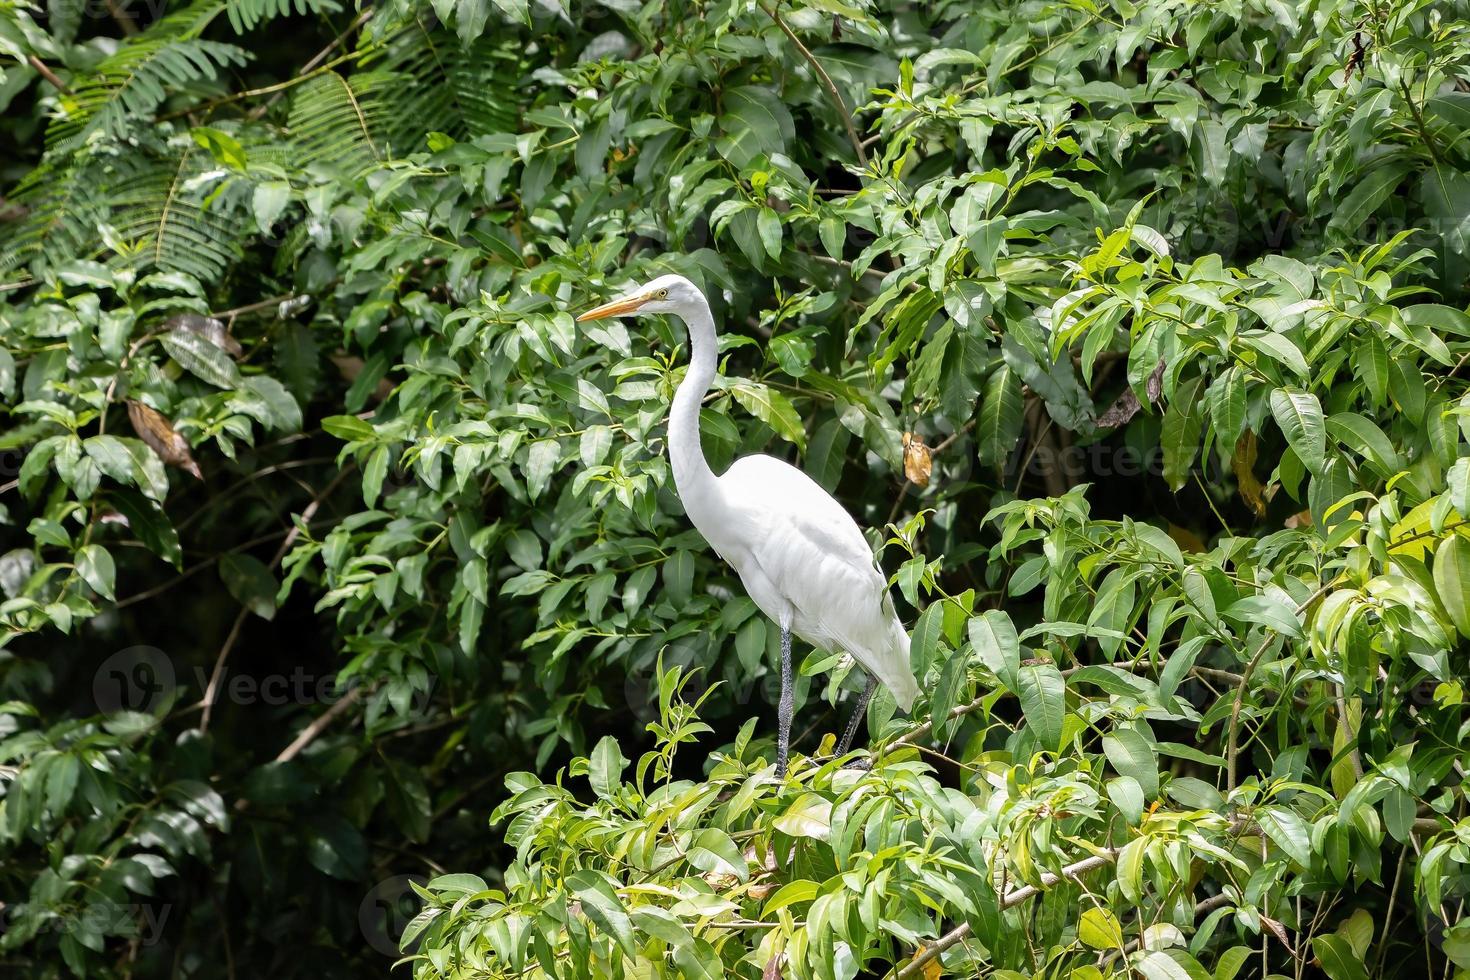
(668, 294), (721, 513)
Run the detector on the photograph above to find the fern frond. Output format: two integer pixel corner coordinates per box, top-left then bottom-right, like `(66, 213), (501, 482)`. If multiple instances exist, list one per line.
(0, 158), (109, 275)
(286, 69), (402, 171)
(226, 0), (342, 34)
(105, 151), (246, 282)
(46, 39), (251, 150)
(363, 24), (521, 144)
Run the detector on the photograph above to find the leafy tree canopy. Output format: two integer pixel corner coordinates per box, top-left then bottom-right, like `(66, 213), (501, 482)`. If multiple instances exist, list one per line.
(3, 0), (1470, 977)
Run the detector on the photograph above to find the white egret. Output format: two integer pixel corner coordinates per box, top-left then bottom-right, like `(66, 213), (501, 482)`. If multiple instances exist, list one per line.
(577, 273), (920, 777)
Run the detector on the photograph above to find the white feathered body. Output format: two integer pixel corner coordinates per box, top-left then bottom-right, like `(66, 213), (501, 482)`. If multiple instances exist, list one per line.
(686, 454), (919, 712)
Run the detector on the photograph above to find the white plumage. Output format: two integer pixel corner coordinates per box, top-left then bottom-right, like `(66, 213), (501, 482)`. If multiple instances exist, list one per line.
(578, 271), (919, 775)
(703, 455), (919, 710)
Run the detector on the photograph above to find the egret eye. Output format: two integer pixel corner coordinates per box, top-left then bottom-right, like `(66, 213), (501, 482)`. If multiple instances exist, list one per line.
(656, 288), (669, 299)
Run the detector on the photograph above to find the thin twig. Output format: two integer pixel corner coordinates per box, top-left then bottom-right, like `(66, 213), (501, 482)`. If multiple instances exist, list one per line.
(199, 466), (354, 732)
(252, 7), (375, 119)
(886, 419), (977, 526)
(759, 3), (869, 168)
(887, 660), (1245, 752)
(114, 515), (337, 610)
(213, 293), (304, 319)
(1225, 578), (1339, 791)
(275, 685), (366, 763)
(894, 850), (1120, 979)
(103, 0), (139, 34)
(27, 55), (69, 93)
(231, 685), (369, 813)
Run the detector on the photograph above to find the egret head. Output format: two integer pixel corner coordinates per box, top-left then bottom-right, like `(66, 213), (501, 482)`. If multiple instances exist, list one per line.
(576, 273), (700, 321)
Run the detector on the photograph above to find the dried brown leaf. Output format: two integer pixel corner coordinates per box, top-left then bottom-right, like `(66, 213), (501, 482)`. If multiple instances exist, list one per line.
(1231, 431), (1266, 517)
(762, 953), (783, 980)
(1146, 357), (1166, 404)
(1167, 522), (1208, 553)
(902, 432), (932, 487)
(166, 312), (242, 358)
(1261, 914), (1295, 954)
(1095, 386), (1141, 428)
(330, 352), (394, 401)
(912, 944), (942, 980)
(128, 400), (202, 480)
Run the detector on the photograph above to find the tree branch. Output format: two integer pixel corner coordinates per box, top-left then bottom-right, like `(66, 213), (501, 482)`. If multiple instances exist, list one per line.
(1225, 578), (1338, 791)
(27, 55), (69, 93)
(758, 3), (869, 169)
(198, 465), (355, 732)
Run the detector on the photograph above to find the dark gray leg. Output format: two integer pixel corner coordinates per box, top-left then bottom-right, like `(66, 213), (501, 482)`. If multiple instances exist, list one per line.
(836, 672), (878, 756)
(776, 627), (794, 778)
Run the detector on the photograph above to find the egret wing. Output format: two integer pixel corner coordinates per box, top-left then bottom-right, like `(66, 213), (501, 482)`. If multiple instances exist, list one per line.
(720, 456), (918, 708)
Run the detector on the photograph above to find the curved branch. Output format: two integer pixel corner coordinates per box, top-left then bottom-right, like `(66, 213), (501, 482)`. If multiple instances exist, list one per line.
(758, 3), (869, 169)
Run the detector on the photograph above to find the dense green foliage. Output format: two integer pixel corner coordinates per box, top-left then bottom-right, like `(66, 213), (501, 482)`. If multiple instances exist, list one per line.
(4, 0), (1470, 976)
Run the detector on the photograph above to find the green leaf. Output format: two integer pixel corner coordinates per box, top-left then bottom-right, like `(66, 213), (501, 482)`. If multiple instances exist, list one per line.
(731, 382), (806, 449)
(1215, 947), (1251, 980)
(756, 206), (782, 260)
(1311, 935), (1369, 980)
(1326, 412), (1402, 475)
(1327, 161), (1413, 236)
(1221, 594), (1303, 638)
(1258, 806), (1313, 867)
(977, 364), (1024, 469)
(1434, 534), (1470, 638)
(75, 544), (115, 601)
(588, 736), (627, 799)
(773, 793), (832, 839)
(1356, 334), (1389, 406)
(322, 415), (377, 442)
(1102, 727), (1158, 798)
(662, 550), (694, 608)
(1134, 949), (1211, 980)
(763, 879), (820, 914)
(109, 490), (182, 568)
(686, 828), (747, 882)
(969, 610), (1020, 690)
(1107, 775), (1144, 825)
(1016, 662), (1065, 752)
(566, 870), (637, 960)
(1270, 388), (1326, 475)
(161, 330), (243, 389)
(1079, 907), (1124, 949)
(219, 553), (278, 620)
(1161, 375), (1205, 490)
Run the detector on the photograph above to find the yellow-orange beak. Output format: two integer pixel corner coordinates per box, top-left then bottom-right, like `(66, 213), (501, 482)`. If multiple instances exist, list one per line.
(576, 294), (647, 321)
